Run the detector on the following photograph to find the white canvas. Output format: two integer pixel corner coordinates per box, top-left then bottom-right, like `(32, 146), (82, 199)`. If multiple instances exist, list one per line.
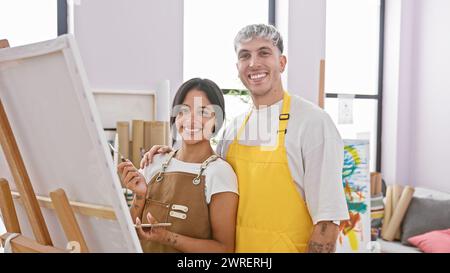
(0, 35), (141, 252)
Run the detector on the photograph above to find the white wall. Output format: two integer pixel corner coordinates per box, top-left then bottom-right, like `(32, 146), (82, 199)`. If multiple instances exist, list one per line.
(408, 0), (450, 193)
(382, 0), (415, 187)
(382, 0), (450, 193)
(72, 0), (183, 121)
(71, 0), (325, 119)
(276, 0), (289, 89)
(287, 0), (326, 104)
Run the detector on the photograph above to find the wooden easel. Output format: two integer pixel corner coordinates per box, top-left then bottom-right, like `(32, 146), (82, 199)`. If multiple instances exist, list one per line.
(0, 39), (117, 253)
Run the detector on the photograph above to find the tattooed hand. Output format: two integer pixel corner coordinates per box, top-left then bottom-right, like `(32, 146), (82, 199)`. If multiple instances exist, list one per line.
(307, 221), (339, 253)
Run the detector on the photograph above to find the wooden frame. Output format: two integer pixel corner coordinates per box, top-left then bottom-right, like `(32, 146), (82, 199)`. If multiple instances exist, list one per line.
(1, 233), (66, 253)
(11, 191), (116, 220)
(92, 89), (157, 129)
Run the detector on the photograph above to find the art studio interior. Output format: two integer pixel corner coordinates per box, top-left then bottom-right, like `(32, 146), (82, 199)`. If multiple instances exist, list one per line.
(0, 0), (449, 254)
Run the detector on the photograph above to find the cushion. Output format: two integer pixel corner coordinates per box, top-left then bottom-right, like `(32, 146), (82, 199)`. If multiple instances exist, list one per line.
(413, 187), (450, 200)
(401, 197), (450, 245)
(408, 229), (450, 253)
(377, 239), (421, 253)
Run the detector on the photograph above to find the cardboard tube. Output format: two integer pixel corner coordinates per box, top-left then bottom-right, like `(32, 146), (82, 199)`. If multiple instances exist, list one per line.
(381, 185), (393, 238)
(370, 173), (376, 196)
(392, 184), (404, 240)
(117, 121), (130, 160)
(382, 186), (415, 241)
(375, 173), (382, 195)
(370, 172), (382, 195)
(131, 120), (144, 167)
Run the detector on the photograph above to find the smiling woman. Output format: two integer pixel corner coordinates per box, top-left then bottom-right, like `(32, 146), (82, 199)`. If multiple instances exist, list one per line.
(170, 78), (226, 148)
(117, 78), (239, 253)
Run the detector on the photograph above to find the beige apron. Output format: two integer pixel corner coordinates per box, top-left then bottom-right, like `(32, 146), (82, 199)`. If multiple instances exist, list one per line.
(140, 150), (219, 253)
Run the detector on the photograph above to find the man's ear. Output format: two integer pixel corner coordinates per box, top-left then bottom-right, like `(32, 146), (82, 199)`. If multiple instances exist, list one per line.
(279, 55), (287, 73)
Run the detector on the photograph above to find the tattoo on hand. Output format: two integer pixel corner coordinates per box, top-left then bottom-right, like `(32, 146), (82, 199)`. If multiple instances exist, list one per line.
(308, 241), (336, 253)
(135, 195), (144, 200)
(166, 233), (178, 247)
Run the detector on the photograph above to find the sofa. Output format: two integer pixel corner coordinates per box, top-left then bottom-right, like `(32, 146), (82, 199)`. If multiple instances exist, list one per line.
(378, 186), (450, 253)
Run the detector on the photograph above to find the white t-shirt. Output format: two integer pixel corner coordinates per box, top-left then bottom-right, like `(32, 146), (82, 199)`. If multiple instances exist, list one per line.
(216, 95), (349, 225)
(140, 154), (239, 204)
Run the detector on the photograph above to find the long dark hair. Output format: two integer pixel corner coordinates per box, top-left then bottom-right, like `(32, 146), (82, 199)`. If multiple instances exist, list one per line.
(170, 78), (225, 145)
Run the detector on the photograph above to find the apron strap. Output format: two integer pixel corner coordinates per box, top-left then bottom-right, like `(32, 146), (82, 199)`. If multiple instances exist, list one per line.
(277, 92), (291, 145)
(192, 154), (220, 185)
(235, 91), (292, 147)
(235, 109), (252, 141)
(155, 149), (178, 182)
(154, 150), (219, 185)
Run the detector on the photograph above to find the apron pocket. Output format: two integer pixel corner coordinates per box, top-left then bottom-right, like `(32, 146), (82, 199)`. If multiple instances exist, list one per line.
(236, 226), (303, 253)
(140, 199), (172, 253)
(277, 233), (307, 253)
(142, 199), (170, 224)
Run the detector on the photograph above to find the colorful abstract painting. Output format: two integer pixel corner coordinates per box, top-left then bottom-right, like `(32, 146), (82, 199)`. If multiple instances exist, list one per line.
(336, 140), (371, 253)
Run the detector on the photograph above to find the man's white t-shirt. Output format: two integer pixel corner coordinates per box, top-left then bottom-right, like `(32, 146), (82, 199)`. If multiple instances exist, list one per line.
(140, 154), (239, 204)
(216, 95), (349, 225)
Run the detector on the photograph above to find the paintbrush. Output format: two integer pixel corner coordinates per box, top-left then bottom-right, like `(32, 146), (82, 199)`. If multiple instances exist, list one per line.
(135, 223), (172, 228)
(108, 142), (128, 162)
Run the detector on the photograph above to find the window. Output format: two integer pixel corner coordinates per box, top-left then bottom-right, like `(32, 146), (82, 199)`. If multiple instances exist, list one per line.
(0, 0), (59, 47)
(184, 0), (272, 146)
(325, 0), (384, 171)
(184, 0), (269, 90)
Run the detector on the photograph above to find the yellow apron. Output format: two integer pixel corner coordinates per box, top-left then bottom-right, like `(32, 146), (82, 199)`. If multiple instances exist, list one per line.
(226, 91), (313, 253)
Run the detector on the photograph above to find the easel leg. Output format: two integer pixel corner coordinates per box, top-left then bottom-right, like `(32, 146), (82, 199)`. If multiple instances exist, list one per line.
(50, 189), (89, 253)
(0, 233), (66, 253)
(0, 178), (21, 233)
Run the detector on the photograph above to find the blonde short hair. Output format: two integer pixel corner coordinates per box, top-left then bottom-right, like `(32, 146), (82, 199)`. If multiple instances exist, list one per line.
(234, 24), (284, 53)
